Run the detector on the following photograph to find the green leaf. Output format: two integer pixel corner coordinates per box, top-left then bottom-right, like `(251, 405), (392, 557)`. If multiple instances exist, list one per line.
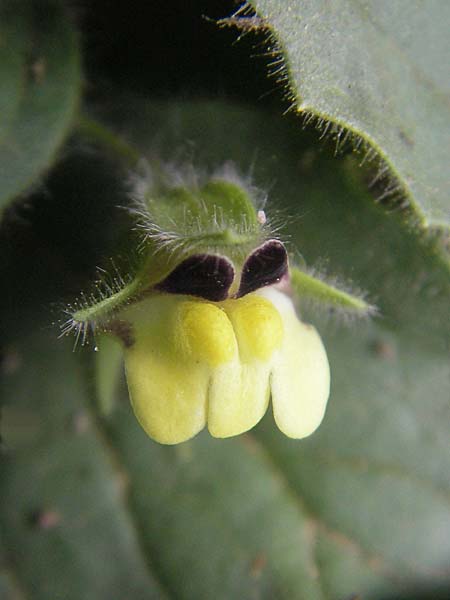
(0, 573), (23, 600)
(0, 336), (166, 600)
(0, 537), (25, 600)
(254, 325), (450, 587)
(246, 0), (450, 229)
(0, 0), (81, 218)
(1, 101), (449, 599)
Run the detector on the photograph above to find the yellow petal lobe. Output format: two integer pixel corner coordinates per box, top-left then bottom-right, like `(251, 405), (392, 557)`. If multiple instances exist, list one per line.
(120, 296), (210, 445)
(207, 294), (282, 438)
(224, 294), (283, 360)
(175, 301), (236, 366)
(259, 288), (330, 439)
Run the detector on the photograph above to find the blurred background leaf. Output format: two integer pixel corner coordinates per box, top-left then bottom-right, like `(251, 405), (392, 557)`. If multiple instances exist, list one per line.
(1, 101), (449, 599)
(0, 0), (81, 218)
(0, 2), (449, 599)
(249, 0), (450, 230)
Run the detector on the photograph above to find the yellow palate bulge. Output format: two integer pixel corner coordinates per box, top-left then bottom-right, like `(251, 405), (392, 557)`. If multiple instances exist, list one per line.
(224, 294), (283, 361)
(175, 300), (237, 367)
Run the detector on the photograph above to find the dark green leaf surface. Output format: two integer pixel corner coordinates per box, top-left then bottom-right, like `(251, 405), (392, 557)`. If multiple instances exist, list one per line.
(1, 102), (449, 599)
(0, 574), (23, 600)
(0, 1), (81, 217)
(0, 538), (24, 600)
(0, 337), (166, 600)
(249, 0), (450, 228)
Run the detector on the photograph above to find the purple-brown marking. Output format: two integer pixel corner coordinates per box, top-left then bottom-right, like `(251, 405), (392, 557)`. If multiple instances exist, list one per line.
(103, 319), (135, 348)
(237, 239), (288, 298)
(155, 254), (235, 302)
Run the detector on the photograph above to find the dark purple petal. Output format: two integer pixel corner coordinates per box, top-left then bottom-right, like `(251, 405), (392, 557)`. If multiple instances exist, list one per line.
(155, 254), (235, 301)
(237, 239), (288, 297)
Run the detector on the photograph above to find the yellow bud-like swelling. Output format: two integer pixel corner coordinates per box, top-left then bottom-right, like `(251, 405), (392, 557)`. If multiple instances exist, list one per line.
(223, 295), (283, 361)
(175, 301), (237, 367)
(208, 294), (282, 438)
(207, 360), (271, 438)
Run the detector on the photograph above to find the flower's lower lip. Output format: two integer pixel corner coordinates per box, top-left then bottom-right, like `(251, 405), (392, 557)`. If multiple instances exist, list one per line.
(152, 239), (289, 301)
(116, 287), (329, 445)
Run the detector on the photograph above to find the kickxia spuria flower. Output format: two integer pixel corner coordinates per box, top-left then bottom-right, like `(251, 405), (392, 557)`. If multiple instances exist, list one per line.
(117, 244), (330, 444)
(64, 163), (370, 445)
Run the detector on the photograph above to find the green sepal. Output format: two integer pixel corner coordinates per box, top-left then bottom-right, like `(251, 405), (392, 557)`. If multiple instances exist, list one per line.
(74, 117), (266, 260)
(201, 180), (259, 231)
(291, 266), (376, 318)
(140, 175), (265, 263)
(71, 279), (142, 331)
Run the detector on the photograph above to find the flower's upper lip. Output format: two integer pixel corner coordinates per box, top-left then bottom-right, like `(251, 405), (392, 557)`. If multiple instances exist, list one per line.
(237, 239), (288, 297)
(154, 253), (235, 301)
(154, 239), (289, 302)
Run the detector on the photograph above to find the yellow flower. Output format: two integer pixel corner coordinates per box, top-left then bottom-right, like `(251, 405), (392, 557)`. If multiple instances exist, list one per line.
(118, 285), (330, 445)
(66, 167), (370, 445)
